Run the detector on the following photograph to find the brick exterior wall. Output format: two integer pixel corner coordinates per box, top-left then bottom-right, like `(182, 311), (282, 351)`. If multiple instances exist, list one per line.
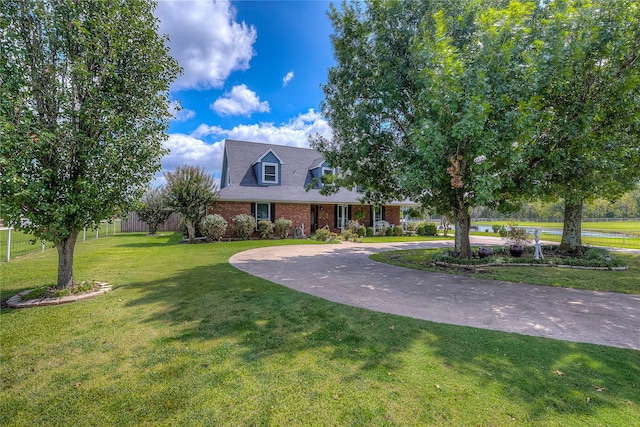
(385, 206), (401, 227)
(274, 203), (310, 237)
(210, 201), (402, 237)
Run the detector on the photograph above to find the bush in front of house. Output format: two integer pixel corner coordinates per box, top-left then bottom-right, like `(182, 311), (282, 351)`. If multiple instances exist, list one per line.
(357, 226), (366, 237)
(257, 220), (274, 239)
(233, 214), (255, 240)
(345, 219), (360, 234)
(423, 223), (438, 236)
(393, 225), (403, 236)
(314, 227), (337, 242)
(375, 220), (390, 235)
(340, 229), (357, 242)
(274, 217), (293, 239)
(200, 214), (227, 241)
(366, 226), (374, 237)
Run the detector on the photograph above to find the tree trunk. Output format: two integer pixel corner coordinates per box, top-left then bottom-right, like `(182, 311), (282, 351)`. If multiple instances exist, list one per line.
(55, 230), (79, 290)
(454, 206), (472, 258)
(186, 219), (196, 242)
(559, 201), (583, 254)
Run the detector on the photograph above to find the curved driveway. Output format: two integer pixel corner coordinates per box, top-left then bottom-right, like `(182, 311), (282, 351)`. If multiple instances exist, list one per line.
(229, 238), (640, 350)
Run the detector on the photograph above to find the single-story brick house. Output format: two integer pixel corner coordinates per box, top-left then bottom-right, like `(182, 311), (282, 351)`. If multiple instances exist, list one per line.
(210, 139), (419, 237)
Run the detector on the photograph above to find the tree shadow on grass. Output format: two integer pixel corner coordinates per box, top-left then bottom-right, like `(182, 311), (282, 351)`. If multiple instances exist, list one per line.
(120, 255), (640, 425)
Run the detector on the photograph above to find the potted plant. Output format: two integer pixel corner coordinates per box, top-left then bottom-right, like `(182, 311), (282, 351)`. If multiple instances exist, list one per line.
(504, 223), (531, 257)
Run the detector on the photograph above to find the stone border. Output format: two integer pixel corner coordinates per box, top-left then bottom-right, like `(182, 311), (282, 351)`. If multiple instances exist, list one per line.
(435, 261), (627, 271)
(6, 282), (112, 309)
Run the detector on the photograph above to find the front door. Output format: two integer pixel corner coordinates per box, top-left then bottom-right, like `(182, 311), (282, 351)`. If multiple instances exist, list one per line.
(310, 205), (319, 233)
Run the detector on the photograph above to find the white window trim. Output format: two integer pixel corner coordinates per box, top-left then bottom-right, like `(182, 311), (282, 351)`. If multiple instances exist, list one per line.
(255, 202), (271, 222)
(262, 162), (279, 184)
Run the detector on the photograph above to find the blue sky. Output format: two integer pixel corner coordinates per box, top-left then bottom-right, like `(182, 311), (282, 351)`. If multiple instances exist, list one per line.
(154, 0), (336, 185)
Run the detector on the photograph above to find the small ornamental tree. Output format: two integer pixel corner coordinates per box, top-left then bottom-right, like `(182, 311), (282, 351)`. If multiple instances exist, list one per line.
(0, 0), (180, 289)
(164, 165), (219, 242)
(136, 187), (171, 235)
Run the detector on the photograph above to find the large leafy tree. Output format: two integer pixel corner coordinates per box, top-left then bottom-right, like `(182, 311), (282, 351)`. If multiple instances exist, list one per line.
(0, 0), (180, 288)
(164, 165), (218, 242)
(314, 0), (539, 257)
(524, 0), (640, 252)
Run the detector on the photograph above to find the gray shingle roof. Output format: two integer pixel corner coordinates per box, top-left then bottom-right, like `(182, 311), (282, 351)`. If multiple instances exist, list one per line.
(219, 139), (414, 205)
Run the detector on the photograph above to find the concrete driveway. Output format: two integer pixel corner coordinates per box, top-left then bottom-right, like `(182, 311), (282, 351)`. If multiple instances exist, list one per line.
(229, 238), (640, 350)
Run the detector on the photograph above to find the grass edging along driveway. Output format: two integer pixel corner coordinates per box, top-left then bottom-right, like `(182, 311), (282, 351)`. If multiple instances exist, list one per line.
(370, 248), (640, 294)
(1, 233), (639, 426)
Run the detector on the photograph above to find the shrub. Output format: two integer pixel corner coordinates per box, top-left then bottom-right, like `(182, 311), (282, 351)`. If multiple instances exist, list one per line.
(200, 214), (228, 241)
(315, 228), (333, 242)
(416, 225), (425, 236)
(423, 223), (438, 236)
(366, 226), (374, 237)
(257, 220), (274, 239)
(357, 226), (366, 237)
(340, 229), (355, 242)
(274, 217), (293, 239)
(492, 224), (501, 233)
(393, 225), (403, 236)
(345, 219), (361, 234)
(584, 247), (609, 261)
(233, 214), (255, 240)
(404, 221), (419, 233)
(385, 227), (393, 236)
(505, 223), (531, 246)
(375, 220), (390, 235)
(498, 226), (508, 237)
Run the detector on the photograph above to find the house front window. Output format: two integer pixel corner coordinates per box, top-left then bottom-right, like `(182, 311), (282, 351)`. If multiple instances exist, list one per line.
(262, 163), (278, 184)
(256, 203), (271, 221)
(372, 205), (384, 221)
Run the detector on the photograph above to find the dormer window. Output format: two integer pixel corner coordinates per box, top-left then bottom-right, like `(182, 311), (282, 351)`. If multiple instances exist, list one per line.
(263, 162), (278, 184)
(252, 149), (283, 186)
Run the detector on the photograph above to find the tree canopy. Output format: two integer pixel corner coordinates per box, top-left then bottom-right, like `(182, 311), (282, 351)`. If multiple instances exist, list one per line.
(164, 165), (219, 242)
(0, 0), (180, 288)
(522, 0), (640, 252)
(315, 0), (640, 257)
(315, 0), (540, 257)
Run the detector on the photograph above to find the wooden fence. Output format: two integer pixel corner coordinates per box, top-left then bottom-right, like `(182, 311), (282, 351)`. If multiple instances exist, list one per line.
(121, 212), (180, 233)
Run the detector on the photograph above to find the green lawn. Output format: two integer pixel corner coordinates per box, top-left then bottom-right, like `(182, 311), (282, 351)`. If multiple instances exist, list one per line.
(371, 248), (640, 294)
(1, 233), (639, 426)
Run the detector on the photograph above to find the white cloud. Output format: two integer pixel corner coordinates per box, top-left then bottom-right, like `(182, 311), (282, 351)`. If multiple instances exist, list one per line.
(282, 71), (294, 86)
(161, 134), (224, 175)
(156, 0), (257, 90)
(158, 109), (332, 186)
(190, 124), (226, 139)
(211, 84), (270, 117)
(169, 101), (196, 122)
(226, 109), (332, 147)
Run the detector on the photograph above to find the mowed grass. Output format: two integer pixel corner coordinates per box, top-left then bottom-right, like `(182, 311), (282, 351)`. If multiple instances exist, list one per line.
(1, 233), (639, 426)
(371, 248), (640, 294)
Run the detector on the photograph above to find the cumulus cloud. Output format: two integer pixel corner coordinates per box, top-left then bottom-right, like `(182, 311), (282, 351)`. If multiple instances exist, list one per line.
(211, 84), (270, 117)
(282, 71), (294, 86)
(190, 124), (226, 139)
(155, 0), (257, 90)
(158, 109), (332, 185)
(226, 109), (332, 147)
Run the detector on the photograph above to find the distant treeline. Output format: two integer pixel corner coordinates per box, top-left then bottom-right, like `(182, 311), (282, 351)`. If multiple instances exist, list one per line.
(472, 187), (640, 220)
